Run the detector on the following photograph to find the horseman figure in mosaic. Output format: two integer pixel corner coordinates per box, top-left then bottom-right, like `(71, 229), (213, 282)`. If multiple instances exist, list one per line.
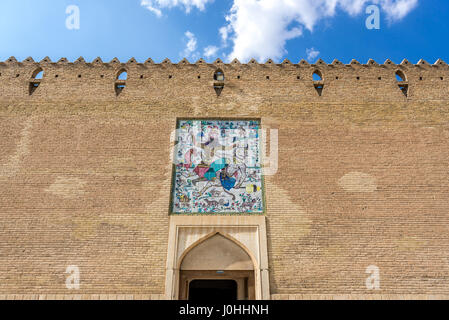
(173, 120), (263, 214)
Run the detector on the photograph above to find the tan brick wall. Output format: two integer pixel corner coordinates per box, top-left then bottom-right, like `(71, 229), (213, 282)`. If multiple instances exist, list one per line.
(0, 57), (448, 298)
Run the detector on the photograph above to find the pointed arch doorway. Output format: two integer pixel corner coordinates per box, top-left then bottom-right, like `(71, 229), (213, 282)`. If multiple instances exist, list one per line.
(165, 216), (270, 300)
(178, 233), (256, 300)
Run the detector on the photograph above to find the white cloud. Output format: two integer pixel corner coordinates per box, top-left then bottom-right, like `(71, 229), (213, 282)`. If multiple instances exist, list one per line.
(306, 48), (320, 62)
(141, 0), (213, 16)
(204, 45), (219, 59)
(219, 25), (232, 45)
(182, 31), (199, 58)
(140, 0), (418, 62)
(380, 0), (418, 20)
(141, 2), (163, 17)
(222, 0), (419, 62)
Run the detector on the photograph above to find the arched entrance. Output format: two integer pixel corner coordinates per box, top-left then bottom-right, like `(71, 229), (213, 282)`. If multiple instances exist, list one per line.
(178, 233), (256, 300)
(164, 216), (270, 300)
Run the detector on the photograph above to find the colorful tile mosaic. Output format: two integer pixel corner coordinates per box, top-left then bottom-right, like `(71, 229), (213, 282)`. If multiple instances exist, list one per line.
(172, 119), (264, 214)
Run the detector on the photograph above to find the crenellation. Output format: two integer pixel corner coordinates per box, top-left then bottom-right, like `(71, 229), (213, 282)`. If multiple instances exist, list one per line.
(74, 56), (86, 64)
(0, 57), (448, 104)
(0, 57), (446, 68)
(92, 57), (103, 65)
(435, 59), (448, 67)
(384, 58), (394, 66)
(315, 58), (326, 66)
(23, 57), (35, 64)
(331, 59), (343, 66)
(144, 57), (155, 65)
(231, 58), (241, 65)
(40, 56), (52, 64)
(401, 58), (411, 66)
(179, 58), (190, 65)
(109, 57), (120, 64)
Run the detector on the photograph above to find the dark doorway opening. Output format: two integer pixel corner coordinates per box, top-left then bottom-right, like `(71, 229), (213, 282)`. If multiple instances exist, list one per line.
(189, 280), (237, 301)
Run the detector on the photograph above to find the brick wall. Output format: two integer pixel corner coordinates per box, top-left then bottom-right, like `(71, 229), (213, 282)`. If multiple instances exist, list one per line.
(0, 57), (448, 298)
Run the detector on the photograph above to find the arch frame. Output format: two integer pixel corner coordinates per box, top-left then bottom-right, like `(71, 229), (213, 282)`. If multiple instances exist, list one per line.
(31, 67), (44, 80)
(177, 231), (259, 271)
(395, 69), (407, 82)
(29, 67), (44, 95)
(164, 216), (270, 300)
(115, 68), (128, 96)
(116, 68), (128, 81)
(395, 69), (409, 97)
(312, 69), (323, 81)
(213, 68), (225, 81)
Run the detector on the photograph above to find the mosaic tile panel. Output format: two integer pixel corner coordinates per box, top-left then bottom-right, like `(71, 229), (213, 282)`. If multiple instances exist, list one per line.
(172, 119), (264, 214)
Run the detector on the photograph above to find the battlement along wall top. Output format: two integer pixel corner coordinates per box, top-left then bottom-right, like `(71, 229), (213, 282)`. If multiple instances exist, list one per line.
(0, 57), (448, 104)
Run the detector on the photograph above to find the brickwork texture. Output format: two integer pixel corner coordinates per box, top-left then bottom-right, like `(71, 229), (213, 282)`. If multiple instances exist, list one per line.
(0, 57), (449, 299)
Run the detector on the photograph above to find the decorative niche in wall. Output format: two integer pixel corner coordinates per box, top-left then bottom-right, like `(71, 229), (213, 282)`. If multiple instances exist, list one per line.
(171, 119), (264, 214)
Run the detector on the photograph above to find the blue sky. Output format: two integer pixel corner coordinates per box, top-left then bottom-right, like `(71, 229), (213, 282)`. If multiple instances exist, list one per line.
(0, 0), (447, 64)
